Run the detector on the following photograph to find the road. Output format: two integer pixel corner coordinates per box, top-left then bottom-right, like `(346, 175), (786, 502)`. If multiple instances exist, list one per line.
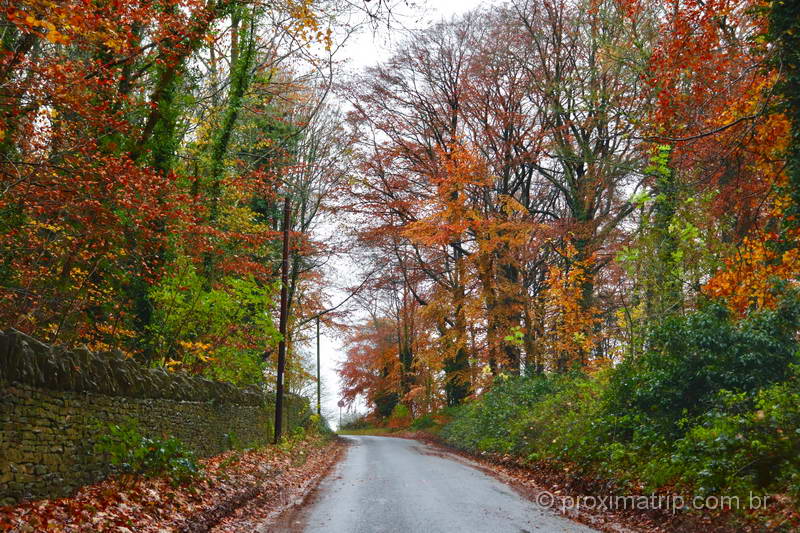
(280, 435), (597, 533)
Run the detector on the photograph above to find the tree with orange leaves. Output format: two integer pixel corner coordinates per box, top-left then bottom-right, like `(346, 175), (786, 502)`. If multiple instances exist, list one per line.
(339, 316), (402, 418)
(0, 0), (360, 401)
(543, 241), (602, 372)
(613, 0), (794, 318)
(625, 0), (799, 315)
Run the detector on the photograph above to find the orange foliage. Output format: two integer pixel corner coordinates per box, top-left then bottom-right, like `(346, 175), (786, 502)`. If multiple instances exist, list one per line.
(705, 226), (800, 314)
(338, 318), (401, 410)
(631, 0), (795, 312)
(542, 242), (601, 370)
(403, 143), (491, 247)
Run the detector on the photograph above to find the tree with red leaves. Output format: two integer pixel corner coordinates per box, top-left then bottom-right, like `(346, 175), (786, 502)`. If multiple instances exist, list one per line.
(0, 0), (354, 399)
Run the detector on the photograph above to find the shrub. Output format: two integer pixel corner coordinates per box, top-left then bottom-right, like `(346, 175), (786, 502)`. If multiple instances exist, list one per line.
(95, 419), (200, 485)
(309, 413), (335, 436)
(517, 373), (607, 466)
(604, 294), (800, 439)
(387, 403), (412, 429)
(439, 291), (800, 504)
(410, 414), (436, 430)
(671, 379), (800, 497)
(441, 373), (561, 454)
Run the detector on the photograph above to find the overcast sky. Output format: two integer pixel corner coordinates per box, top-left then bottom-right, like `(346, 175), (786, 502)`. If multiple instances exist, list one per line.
(339, 0), (493, 69)
(314, 0), (499, 428)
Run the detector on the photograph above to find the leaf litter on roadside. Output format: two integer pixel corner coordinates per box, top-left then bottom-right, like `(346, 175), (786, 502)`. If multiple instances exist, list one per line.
(0, 434), (345, 533)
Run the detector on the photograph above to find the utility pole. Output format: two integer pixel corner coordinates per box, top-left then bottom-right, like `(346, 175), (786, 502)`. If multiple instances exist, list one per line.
(273, 194), (291, 444)
(316, 316), (321, 416)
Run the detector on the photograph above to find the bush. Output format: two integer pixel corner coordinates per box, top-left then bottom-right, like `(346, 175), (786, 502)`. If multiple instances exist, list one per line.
(439, 292), (800, 505)
(95, 419), (200, 485)
(410, 414), (436, 430)
(441, 373), (561, 454)
(517, 373), (607, 466)
(387, 403), (412, 428)
(671, 379), (800, 497)
(309, 413), (335, 436)
(604, 295), (800, 439)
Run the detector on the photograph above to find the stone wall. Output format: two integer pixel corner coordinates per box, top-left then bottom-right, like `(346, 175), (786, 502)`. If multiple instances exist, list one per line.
(0, 329), (309, 506)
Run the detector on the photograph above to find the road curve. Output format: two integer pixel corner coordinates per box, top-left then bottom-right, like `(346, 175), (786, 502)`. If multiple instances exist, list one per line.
(283, 435), (597, 533)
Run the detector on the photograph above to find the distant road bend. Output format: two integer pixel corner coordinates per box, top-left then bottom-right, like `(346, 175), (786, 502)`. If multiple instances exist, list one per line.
(273, 435), (597, 533)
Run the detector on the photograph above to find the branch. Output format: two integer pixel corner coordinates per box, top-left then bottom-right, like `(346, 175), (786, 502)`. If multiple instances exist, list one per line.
(295, 266), (379, 327)
(634, 114), (759, 143)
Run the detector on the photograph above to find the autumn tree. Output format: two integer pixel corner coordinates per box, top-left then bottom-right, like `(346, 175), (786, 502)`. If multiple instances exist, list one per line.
(345, 16), (480, 402)
(0, 0), (368, 402)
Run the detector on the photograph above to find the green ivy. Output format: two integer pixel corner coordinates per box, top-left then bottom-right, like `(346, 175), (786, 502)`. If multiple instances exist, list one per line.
(769, 0), (800, 235)
(147, 255), (280, 385)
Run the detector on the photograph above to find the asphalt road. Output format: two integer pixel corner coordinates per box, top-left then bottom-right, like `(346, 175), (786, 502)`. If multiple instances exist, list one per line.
(291, 435), (597, 533)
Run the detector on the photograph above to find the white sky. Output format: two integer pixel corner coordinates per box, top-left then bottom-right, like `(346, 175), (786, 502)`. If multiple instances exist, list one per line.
(313, 0), (500, 429)
(339, 0), (493, 69)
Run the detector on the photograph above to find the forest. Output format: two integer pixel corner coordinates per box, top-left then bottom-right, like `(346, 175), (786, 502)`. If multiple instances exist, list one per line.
(1, 0), (800, 530)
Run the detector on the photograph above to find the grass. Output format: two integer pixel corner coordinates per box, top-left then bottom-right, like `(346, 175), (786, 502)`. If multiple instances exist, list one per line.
(336, 427), (398, 436)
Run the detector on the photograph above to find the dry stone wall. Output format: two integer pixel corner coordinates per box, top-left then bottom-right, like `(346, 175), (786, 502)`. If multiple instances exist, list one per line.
(0, 329), (308, 506)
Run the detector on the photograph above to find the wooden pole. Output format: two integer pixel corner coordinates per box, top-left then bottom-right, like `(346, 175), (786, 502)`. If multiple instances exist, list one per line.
(316, 316), (321, 416)
(273, 194), (291, 444)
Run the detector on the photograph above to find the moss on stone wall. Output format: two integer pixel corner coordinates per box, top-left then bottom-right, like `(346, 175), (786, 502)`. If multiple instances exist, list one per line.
(0, 330), (309, 506)
(0, 329), (263, 404)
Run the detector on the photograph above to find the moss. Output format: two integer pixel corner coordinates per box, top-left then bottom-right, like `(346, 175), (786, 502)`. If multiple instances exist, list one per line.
(0, 330), (310, 504)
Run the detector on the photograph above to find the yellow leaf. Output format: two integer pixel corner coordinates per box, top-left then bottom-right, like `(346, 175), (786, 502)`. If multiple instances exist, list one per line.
(45, 30), (63, 44)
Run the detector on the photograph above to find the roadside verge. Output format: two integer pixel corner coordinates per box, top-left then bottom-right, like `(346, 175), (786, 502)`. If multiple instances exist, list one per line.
(384, 431), (780, 533)
(0, 434), (347, 532)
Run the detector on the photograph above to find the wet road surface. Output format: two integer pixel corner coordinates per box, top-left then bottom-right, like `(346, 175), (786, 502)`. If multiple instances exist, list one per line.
(293, 435), (598, 533)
